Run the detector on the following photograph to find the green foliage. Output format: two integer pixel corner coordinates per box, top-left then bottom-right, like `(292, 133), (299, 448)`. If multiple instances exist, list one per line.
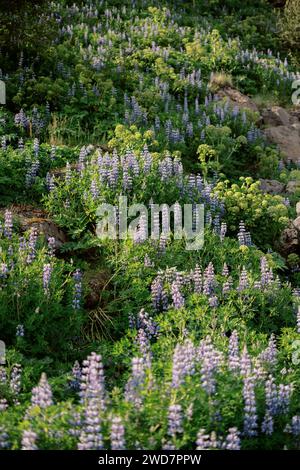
(214, 177), (289, 247)
(0, 140), (78, 204)
(0, 0), (56, 67)
(278, 0), (300, 64)
(256, 146), (281, 179)
(0, 227), (85, 358)
(0, 0), (300, 451)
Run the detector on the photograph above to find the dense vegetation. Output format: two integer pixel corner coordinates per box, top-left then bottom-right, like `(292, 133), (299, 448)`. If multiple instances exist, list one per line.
(0, 0), (300, 450)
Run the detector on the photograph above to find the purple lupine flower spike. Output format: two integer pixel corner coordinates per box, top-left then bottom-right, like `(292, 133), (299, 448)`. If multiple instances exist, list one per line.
(4, 210), (13, 238)
(228, 331), (240, 371)
(78, 353), (106, 450)
(243, 375), (258, 437)
(72, 269), (82, 309)
(125, 357), (146, 409)
(224, 428), (240, 450)
(21, 430), (38, 450)
(43, 263), (52, 294)
(111, 416), (126, 450)
(0, 427), (9, 449)
(168, 404), (183, 437)
(193, 264), (202, 293)
(171, 280), (185, 310)
(31, 373), (53, 409)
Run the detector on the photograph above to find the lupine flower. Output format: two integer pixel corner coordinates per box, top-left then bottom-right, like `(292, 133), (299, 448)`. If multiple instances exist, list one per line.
(243, 375), (258, 437)
(43, 263), (52, 293)
(4, 210), (13, 238)
(144, 254), (153, 267)
(31, 373), (53, 408)
(68, 412), (82, 438)
(90, 179), (99, 199)
(0, 366), (6, 384)
(208, 295), (218, 308)
(196, 429), (219, 449)
(290, 416), (300, 436)
(237, 221), (251, 246)
(222, 263), (229, 277)
(238, 267), (249, 291)
(0, 399), (8, 411)
(198, 336), (222, 395)
(18, 236), (26, 254)
(171, 281), (184, 310)
(125, 357), (146, 408)
(72, 269), (82, 309)
(136, 328), (151, 367)
(78, 400), (103, 450)
(137, 309), (159, 340)
(151, 275), (164, 312)
(193, 264), (202, 293)
(65, 162), (72, 183)
(18, 138), (24, 150)
(1, 136), (6, 151)
(137, 213), (148, 243)
(50, 146), (56, 161)
(168, 404), (183, 437)
(47, 237), (56, 257)
(16, 324), (25, 337)
(26, 228), (38, 264)
(228, 331), (240, 371)
(0, 427), (9, 449)
(240, 346), (252, 377)
(159, 233), (167, 254)
(259, 334), (277, 367)
(78, 146), (87, 173)
(172, 339), (195, 388)
(0, 262), (8, 281)
(186, 403), (194, 421)
(78, 353), (106, 450)
(80, 352), (106, 408)
(111, 416), (126, 450)
(25, 160), (40, 186)
(277, 383), (293, 414)
(222, 277), (233, 295)
(264, 375), (277, 411)
(46, 172), (55, 192)
(200, 355), (217, 395)
(21, 430), (38, 450)
(203, 262), (215, 296)
(262, 411), (274, 435)
(10, 364), (22, 396)
(260, 256), (268, 285)
(162, 441), (176, 450)
(224, 428), (240, 450)
(69, 360), (81, 391)
(33, 138), (39, 156)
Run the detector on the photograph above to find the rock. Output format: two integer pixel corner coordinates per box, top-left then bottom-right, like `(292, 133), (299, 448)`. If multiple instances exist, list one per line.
(279, 205), (300, 256)
(286, 180), (300, 194)
(259, 179), (285, 194)
(290, 107), (300, 123)
(263, 123), (300, 162)
(216, 86), (260, 115)
(262, 106), (291, 127)
(84, 271), (110, 309)
(279, 220), (300, 256)
(2, 205), (67, 249)
(24, 219), (68, 249)
(293, 216), (300, 232)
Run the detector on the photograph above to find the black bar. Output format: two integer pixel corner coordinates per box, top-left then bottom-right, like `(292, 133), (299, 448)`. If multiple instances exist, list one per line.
(0, 450), (299, 467)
